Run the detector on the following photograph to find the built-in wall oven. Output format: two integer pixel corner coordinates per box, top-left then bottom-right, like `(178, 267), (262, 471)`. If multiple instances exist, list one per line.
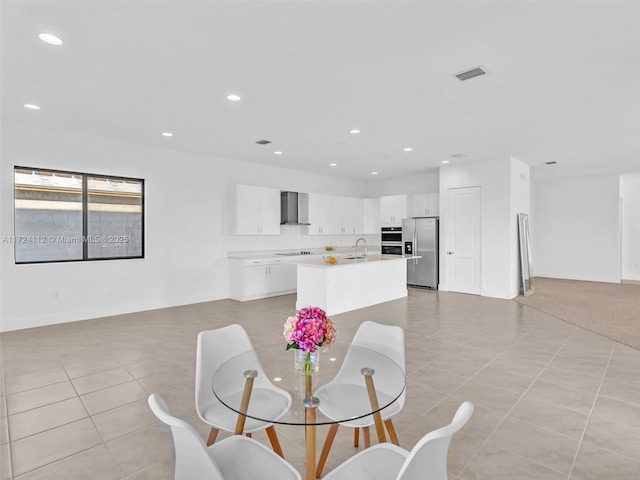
(381, 226), (403, 255)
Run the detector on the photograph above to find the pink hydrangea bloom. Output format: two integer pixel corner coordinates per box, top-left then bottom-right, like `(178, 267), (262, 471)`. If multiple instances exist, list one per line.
(283, 306), (336, 352)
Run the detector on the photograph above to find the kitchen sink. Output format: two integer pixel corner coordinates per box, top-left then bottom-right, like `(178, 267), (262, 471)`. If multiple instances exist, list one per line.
(343, 256), (366, 260)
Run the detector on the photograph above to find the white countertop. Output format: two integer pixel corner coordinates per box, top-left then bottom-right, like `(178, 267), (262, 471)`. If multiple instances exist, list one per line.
(295, 254), (420, 267)
(227, 247), (381, 260)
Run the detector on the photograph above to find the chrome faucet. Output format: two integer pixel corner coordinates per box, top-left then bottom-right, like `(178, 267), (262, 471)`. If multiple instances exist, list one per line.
(354, 237), (367, 260)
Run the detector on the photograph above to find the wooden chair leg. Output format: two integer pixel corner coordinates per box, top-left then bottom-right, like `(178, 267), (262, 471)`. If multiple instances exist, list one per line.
(353, 427), (359, 447)
(265, 426), (284, 458)
(384, 419), (400, 445)
(316, 424), (339, 478)
(363, 426), (371, 448)
(206, 427), (219, 446)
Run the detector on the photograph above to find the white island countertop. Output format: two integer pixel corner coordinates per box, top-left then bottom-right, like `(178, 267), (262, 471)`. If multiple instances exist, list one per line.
(292, 254), (419, 267)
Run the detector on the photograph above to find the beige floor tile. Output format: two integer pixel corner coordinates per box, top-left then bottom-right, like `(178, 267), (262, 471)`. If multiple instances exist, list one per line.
(467, 366), (536, 395)
(9, 397), (88, 440)
(598, 370), (640, 405)
(407, 365), (470, 394)
(548, 354), (608, 379)
(426, 396), (505, 441)
(6, 381), (77, 415)
(509, 395), (589, 439)
(63, 357), (122, 379)
(581, 415), (640, 461)
(536, 363), (603, 394)
(11, 418), (102, 476)
(488, 416), (579, 474)
(447, 431), (484, 475)
(590, 395), (640, 429)
(570, 441), (640, 480)
(525, 379), (596, 415)
(0, 415), (8, 445)
(123, 461), (173, 480)
(14, 445), (122, 480)
(81, 380), (148, 415)
(451, 380), (522, 416)
(459, 442), (567, 480)
(1, 443), (11, 480)
(93, 398), (157, 442)
(4, 368), (69, 395)
(106, 424), (174, 477)
(71, 367), (135, 395)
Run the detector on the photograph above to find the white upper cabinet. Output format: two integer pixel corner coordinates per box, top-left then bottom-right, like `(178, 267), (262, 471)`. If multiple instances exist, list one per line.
(334, 196), (363, 234)
(409, 193), (440, 217)
(307, 194), (364, 235)
(307, 193), (333, 234)
(230, 184), (281, 235)
(379, 194), (407, 226)
(362, 198), (380, 234)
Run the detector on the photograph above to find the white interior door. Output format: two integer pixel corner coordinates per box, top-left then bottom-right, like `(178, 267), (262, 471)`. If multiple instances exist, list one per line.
(445, 186), (481, 295)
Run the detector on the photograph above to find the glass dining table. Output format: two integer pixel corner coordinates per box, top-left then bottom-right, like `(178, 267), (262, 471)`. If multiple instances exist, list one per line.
(211, 344), (406, 480)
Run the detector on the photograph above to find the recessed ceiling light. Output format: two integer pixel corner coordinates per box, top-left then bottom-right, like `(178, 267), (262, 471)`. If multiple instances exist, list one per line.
(371, 171), (378, 175)
(162, 132), (173, 137)
(273, 377), (282, 382)
(403, 147), (413, 152)
(274, 151), (283, 155)
(24, 103), (40, 110)
(227, 94), (241, 102)
(329, 163), (337, 167)
(38, 33), (63, 46)
(349, 129), (361, 134)
(441, 160), (450, 164)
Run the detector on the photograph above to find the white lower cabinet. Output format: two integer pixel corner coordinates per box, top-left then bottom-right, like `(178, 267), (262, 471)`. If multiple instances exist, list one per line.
(229, 258), (297, 301)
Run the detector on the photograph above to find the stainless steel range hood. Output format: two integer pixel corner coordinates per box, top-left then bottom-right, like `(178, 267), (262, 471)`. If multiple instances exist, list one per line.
(280, 191), (310, 225)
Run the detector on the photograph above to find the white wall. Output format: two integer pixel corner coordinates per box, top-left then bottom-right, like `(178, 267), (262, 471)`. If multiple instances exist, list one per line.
(533, 175), (621, 283)
(621, 173), (640, 281)
(364, 171), (440, 197)
(439, 157), (522, 299)
(0, 126), (371, 331)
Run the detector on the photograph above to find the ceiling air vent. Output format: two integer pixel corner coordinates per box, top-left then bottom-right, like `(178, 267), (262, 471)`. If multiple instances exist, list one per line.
(455, 66), (487, 81)
(255, 139), (272, 145)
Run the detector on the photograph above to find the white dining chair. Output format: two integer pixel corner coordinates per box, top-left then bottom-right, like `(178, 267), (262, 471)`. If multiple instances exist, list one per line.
(314, 320), (406, 477)
(195, 325), (292, 456)
(148, 394), (301, 480)
(321, 401), (474, 480)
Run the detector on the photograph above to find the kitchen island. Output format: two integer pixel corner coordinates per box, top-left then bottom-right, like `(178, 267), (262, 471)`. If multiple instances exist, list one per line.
(295, 254), (417, 315)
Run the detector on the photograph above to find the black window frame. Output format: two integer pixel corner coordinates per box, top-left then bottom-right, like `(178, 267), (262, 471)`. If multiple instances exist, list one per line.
(13, 165), (145, 264)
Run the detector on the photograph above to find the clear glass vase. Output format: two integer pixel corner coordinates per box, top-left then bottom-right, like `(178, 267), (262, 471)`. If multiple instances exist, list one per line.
(294, 349), (320, 374)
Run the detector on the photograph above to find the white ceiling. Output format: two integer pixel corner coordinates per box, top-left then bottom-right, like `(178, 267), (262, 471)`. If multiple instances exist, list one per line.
(2, 1), (639, 182)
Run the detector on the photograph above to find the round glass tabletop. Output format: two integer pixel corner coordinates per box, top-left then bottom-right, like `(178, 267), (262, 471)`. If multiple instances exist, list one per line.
(211, 344), (405, 426)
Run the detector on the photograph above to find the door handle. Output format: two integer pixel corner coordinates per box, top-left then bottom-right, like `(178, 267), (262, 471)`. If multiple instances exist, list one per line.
(447, 251), (454, 255)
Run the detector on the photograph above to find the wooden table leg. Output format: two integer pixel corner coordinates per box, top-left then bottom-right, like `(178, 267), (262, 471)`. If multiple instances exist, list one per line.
(361, 367), (387, 443)
(234, 370), (258, 435)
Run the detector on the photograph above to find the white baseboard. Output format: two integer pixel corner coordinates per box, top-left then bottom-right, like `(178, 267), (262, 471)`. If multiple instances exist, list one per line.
(622, 273), (640, 281)
(535, 272), (621, 284)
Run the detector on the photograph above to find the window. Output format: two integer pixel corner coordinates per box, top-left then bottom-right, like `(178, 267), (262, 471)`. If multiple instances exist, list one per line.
(13, 167), (144, 263)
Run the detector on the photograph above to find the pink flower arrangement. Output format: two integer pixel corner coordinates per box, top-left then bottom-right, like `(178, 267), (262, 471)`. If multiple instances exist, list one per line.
(283, 306), (336, 352)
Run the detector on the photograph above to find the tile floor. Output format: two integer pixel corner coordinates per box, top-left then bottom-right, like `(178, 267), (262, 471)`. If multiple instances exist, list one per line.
(1, 289), (639, 479)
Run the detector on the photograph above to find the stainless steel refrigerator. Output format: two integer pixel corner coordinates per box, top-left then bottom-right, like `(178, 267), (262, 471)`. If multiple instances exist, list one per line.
(402, 217), (439, 289)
